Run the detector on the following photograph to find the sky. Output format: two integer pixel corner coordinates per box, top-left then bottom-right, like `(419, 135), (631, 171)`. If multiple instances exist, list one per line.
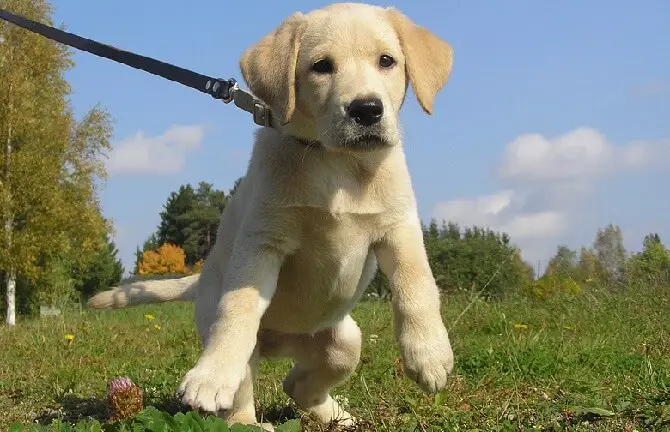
(47, 0), (670, 275)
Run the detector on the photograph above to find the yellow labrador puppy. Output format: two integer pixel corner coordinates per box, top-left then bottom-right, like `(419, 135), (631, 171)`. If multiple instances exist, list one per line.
(89, 2), (454, 429)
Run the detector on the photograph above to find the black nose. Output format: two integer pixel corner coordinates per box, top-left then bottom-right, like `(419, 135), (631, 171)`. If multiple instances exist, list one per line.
(347, 98), (384, 126)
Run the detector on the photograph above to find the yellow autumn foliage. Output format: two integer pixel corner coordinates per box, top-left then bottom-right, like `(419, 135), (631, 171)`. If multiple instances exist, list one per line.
(137, 244), (187, 276)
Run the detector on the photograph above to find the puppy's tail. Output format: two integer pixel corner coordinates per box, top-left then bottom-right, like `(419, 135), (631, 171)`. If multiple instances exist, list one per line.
(87, 274), (199, 309)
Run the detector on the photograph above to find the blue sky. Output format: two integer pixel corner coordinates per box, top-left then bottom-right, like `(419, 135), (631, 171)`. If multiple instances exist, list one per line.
(49, 0), (669, 274)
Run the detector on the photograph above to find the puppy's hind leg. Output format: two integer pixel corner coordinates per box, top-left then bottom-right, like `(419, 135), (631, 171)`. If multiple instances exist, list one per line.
(279, 315), (362, 426)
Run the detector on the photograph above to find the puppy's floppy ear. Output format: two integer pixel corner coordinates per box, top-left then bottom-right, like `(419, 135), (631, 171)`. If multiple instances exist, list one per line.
(386, 8), (454, 115)
(240, 13), (306, 125)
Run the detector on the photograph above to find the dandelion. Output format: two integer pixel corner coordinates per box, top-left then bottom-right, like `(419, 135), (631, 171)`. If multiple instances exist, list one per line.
(107, 376), (144, 421)
(154, 324), (161, 330)
(64, 334), (75, 345)
(513, 323), (528, 330)
(144, 314), (155, 321)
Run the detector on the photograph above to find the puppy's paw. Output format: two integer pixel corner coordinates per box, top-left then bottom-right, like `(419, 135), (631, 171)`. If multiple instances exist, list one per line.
(399, 325), (454, 393)
(178, 361), (243, 413)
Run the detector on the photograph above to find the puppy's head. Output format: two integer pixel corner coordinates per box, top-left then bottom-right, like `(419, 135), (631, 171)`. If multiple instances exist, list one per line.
(240, 3), (453, 153)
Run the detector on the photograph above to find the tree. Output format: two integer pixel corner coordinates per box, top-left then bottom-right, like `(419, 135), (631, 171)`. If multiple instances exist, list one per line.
(574, 246), (604, 284)
(74, 232), (124, 300)
(154, 182), (228, 265)
(628, 233), (670, 286)
(134, 233), (160, 274)
(421, 220), (532, 298)
(366, 220), (534, 299)
(544, 245), (577, 279)
(180, 182), (227, 264)
(0, 0), (113, 325)
(156, 184), (196, 250)
(137, 243), (188, 276)
(593, 224), (627, 284)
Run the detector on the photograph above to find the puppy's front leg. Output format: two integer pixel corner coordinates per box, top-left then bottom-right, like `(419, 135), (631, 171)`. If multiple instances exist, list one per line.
(374, 215), (454, 393)
(179, 240), (284, 413)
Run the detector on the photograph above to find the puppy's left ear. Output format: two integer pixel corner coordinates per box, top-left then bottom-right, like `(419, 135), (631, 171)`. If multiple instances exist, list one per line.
(386, 8), (454, 115)
(240, 13), (306, 125)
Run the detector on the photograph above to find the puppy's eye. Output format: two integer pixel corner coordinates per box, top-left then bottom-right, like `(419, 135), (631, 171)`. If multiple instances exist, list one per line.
(379, 54), (395, 69)
(312, 59), (334, 74)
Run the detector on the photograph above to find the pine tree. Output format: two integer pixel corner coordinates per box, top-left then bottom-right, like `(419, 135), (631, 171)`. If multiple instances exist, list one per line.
(75, 232), (124, 300)
(156, 184), (196, 248)
(153, 182), (228, 265)
(181, 182), (227, 264)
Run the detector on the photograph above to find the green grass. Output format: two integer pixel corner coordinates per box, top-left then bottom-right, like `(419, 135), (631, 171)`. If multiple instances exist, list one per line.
(2, 286), (669, 431)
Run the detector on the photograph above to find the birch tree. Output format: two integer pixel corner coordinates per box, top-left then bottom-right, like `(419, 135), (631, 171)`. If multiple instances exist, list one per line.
(0, 0), (113, 325)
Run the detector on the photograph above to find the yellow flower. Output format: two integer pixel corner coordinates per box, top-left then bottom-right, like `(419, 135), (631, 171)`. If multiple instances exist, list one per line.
(514, 323), (528, 329)
(64, 334), (75, 340)
(154, 324), (161, 330)
(144, 314), (155, 321)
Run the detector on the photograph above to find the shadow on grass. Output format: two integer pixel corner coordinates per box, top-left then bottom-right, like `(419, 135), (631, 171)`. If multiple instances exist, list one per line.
(147, 394), (301, 424)
(35, 395), (110, 425)
(259, 404), (299, 424)
(34, 394), (189, 425)
(35, 393), (301, 426)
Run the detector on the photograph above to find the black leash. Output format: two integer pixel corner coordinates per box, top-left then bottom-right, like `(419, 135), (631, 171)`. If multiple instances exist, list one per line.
(0, 7), (275, 128)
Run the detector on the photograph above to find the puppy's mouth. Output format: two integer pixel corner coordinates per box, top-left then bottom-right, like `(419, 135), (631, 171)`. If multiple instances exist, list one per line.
(341, 134), (390, 151)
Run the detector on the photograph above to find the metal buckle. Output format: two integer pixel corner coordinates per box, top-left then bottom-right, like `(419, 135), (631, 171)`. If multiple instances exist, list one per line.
(252, 102), (272, 127)
(231, 86), (273, 128)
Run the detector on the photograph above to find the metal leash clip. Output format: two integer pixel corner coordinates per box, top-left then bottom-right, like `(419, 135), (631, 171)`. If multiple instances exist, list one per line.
(203, 78), (272, 128)
(218, 79), (273, 128)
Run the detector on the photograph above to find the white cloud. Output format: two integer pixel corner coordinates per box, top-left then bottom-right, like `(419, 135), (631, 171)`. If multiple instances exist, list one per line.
(499, 211), (567, 240)
(432, 127), (670, 266)
(432, 190), (515, 227)
(432, 190), (568, 240)
(106, 124), (204, 175)
(617, 138), (670, 170)
(498, 127), (670, 184)
(498, 127), (613, 182)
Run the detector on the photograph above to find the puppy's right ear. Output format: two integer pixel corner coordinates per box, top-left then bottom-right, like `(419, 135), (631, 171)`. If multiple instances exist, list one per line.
(386, 8), (454, 115)
(240, 13), (306, 125)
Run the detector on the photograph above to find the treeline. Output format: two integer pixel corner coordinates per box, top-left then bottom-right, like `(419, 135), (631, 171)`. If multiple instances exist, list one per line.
(132, 179), (242, 276)
(136, 182), (670, 300)
(0, 0), (124, 325)
(535, 227), (670, 296)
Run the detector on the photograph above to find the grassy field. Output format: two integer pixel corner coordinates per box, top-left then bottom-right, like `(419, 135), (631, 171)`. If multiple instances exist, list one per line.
(1, 286), (669, 431)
